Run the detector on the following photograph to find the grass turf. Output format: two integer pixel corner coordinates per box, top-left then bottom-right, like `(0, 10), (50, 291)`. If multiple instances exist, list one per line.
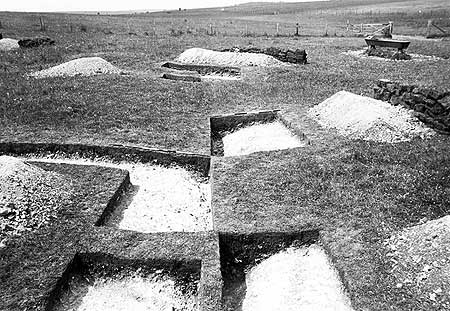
(1, 0), (450, 310)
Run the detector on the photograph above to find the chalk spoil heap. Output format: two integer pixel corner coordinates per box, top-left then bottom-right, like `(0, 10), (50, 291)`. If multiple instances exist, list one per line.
(0, 156), (70, 244)
(30, 56), (121, 78)
(308, 91), (434, 143)
(176, 48), (284, 67)
(0, 38), (20, 51)
(385, 216), (450, 306)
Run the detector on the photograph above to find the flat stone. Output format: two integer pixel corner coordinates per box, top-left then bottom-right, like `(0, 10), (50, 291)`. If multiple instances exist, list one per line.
(0, 207), (14, 217)
(439, 96), (450, 110)
(378, 79), (391, 87)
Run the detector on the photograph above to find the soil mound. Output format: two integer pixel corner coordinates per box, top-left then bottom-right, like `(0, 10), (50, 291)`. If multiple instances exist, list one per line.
(343, 49), (442, 62)
(308, 91), (434, 143)
(176, 48), (284, 67)
(0, 156), (69, 243)
(386, 216), (450, 305)
(0, 38), (20, 51)
(30, 57), (121, 78)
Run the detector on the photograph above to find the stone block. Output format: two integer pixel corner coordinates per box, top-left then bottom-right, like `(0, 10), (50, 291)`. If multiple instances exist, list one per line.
(429, 102), (445, 115)
(386, 82), (397, 93)
(411, 93), (427, 105)
(378, 79), (391, 88)
(414, 104), (427, 113)
(428, 89), (442, 100)
(390, 95), (403, 106)
(438, 96), (450, 110)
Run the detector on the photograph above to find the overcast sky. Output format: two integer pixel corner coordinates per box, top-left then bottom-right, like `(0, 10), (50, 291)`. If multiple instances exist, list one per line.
(2, 0), (327, 12)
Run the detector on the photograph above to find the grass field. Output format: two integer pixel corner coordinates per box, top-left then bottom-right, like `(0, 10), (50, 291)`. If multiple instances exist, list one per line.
(1, 0), (450, 310)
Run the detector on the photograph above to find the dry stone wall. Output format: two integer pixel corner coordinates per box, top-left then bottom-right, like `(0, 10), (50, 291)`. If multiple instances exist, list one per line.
(221, 46), (307, 64)
(374, 79), (450, 133)
(18, 37), (54, 48)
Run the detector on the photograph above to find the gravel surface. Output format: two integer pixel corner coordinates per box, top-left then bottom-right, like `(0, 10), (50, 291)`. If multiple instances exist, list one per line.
(0, 156), (70, 246)
(30, 57), (121, 78)
(176, 48), (284, 67)
(0, 38), (20, 51)
(343, 49), (443, 62)
(222, 121), (304, 156)
(201, 74), (240, 81)
(242, 244), (354, 311)
(308, 90), (434, 143)
(385, 216), (450, 308)
(25, 156), (212, 233)
(393, 35), (444, 42)
(56, 271), (198, 311)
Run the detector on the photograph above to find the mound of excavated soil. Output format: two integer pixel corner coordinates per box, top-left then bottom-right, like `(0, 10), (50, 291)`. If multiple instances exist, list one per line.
(222, 121), (304, 157)
(242, 244), (354, 311)
(308, 91), (434, 143)
(0, 38), (20, 51)
(343, 49), (442, 62)
(176, 48), (284, 67)
(30, 57), (121, 78)
(0, 156), (69, 244)
(385, 216), (450, 307)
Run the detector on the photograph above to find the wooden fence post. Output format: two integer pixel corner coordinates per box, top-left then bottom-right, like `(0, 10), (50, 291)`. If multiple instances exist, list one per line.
(427, 19), (433, 37)
(429, 20), (447, 35)
(295, 23), (299, 36)
(209, 23), (213, 35)
(324, 23), (328, 36)
(39, 16), (46, 31)
(388, 21), (393, 35)
(346, 20), (349, 32)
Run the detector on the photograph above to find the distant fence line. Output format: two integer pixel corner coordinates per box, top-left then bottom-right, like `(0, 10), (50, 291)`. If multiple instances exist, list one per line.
(14, 15), (450, 39)
(345, 21), (393, 37)
(426, 19), (449, 38)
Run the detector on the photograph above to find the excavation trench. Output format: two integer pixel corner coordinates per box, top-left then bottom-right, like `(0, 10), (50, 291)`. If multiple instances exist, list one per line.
(220, 232), (354, 311)
(4, 145), (213, 233)
(161, 62), (241, 82)
(210, 110), (306, 157)
(27, 156), (212, 233)
(49, 253), (200, 311)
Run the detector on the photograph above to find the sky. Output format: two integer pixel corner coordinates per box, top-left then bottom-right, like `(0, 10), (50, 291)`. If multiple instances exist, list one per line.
(2, 0), (327, 12)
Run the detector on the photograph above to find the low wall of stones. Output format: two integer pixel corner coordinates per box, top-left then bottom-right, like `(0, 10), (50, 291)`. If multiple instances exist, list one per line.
(221, 47), (307, 64)
(374, 79), (450, 133)
(18, 37), (54, 48)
